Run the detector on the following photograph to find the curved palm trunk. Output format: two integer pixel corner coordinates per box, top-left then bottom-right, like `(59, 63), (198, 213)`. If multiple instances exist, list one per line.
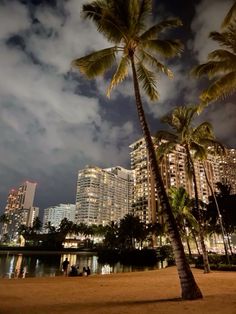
(187, 150), (210, 273)
(202, 162), (230, 263)
(130, 54), (202, 300)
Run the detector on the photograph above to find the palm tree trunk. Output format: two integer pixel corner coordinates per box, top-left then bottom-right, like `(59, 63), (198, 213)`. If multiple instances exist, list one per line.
(184, 226), (192, 259)
(202, 162), (230, 263)
(192, 229), (201, 255)
(187, 151), (210, 273)
(130, 54), (202, 300)
(226, 232), (233, 255)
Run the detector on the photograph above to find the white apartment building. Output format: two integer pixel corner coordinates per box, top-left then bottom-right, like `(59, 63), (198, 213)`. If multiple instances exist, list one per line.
(43, 203), (76, 230)
(75, 166), (134, 226)
(130, 138), (221, 225)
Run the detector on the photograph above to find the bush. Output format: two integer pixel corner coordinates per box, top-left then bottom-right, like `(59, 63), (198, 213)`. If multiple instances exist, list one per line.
(120, 249), (157, 266)
(97, 248), (119, 264)
(156, 245), (175, 266)
(97, 248), (157, 266)
(195, 254), (236, 271)
(195, 254), (230, 267)
(196, 263), (236, 271)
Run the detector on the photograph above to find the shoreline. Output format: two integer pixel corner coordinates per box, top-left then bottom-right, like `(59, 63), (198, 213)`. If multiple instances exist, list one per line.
(1, 267), (236, 314)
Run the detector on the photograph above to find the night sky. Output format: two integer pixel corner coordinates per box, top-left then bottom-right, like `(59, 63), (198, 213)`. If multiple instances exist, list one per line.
(0, 0), (235, 215)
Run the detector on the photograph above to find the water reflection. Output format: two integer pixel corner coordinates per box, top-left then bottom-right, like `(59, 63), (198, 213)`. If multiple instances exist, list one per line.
(0, 252), (158, 279)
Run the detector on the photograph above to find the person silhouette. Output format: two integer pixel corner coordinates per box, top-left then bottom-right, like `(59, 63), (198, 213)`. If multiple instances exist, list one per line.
(62, 258), (70, 276)
(82, 266), (87, 276)
(86, 266), (91, 276)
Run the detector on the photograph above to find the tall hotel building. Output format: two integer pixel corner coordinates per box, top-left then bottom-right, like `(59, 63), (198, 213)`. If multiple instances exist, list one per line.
(75, 166), (134, 225)
(2, 181), (38, 240)
(219, 148), (236, 194)
(130, 138), (221, 225)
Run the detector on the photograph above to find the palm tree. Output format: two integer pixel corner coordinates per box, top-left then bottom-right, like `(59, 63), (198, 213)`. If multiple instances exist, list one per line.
(194, 144), (230, 263)
(72, 0), (202, 300)
(32, 217), (43, 234)
(192, 2), (236, 104)
(44, 221), (56, 234)
(168, 187), (198, 258)
(0, 214), (9, 224)
(156, 105), (213, 273)
(118, 214), (147, 249)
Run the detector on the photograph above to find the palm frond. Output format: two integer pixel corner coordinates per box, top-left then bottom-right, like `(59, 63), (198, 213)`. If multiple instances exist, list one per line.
(136, 62), (159, 100)
(156, 141), (177, 160)
(192, 122), (214, 140)
(221, 2), (236, 28)
(140, 18), (182, 41)
(209, 30), (236, 51)
(155, 130), (178, 143)
(191, 143), (207, 160)
(139, 50), (174, 78)
(106, 56), (129, 97)
(72, 47), (117, 78)
(208, 49), (236, 64)
(200, 71), (236, 103)
(206, 140), (226, 156)
(143, 39), (183, 58)
(82, 1), (127, 43)
(135, 0), (152, 33)
(192, 60), (233, 79)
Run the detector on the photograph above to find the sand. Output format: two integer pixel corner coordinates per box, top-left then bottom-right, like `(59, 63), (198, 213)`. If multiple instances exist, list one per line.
(0, 267), (236, 314)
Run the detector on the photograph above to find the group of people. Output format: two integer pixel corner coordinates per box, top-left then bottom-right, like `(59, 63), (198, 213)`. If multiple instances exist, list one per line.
(62, 258), (91, 277)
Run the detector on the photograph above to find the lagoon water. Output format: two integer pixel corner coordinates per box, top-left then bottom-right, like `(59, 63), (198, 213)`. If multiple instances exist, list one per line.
(0, 252), (159, 279)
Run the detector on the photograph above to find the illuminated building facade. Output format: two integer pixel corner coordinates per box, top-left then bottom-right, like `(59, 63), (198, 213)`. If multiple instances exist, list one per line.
(130, 138), (221, 224)
(219, 148), (236, 194)
(1, 181), (37, 240)
(43, 203), (76, 230)
(75, 166), (133, 225)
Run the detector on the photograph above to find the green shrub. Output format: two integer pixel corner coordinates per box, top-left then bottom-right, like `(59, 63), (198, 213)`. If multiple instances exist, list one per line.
(156, 245), (175, 265)
(97, 248), (157, 266)
(120, 249), (157, 266)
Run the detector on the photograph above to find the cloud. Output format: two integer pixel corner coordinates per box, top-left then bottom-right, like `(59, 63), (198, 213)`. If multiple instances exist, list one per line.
(0, 0), (135, 211)
(0, 1), (30, 40)
(190, 0), (234, 62)
(198, 102), (236, 148)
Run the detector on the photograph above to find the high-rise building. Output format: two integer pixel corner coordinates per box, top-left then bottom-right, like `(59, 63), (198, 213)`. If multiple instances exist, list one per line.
(219, 148), (236, 194)
(2, 181), (37, 240)
(130, 138), (221, 224)
(75, 166), (134, 226)
(43, 203), (76, 230)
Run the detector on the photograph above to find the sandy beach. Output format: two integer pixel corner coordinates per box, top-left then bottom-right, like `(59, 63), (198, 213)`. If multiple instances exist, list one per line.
(0, 267), (236, 314)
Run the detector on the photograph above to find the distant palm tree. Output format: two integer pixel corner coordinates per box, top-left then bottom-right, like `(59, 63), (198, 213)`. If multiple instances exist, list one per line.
(44, 221), (56, 234)
(32, 217), (43, 234)
(72, 0), (202, 299)
(0, 214), (9, 224)
(156, 105), (213, 273)
(192, 2), (236, 104)
(118, 214), (147, 249)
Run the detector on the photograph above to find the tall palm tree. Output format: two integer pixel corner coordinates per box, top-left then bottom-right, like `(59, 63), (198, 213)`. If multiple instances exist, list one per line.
(194, 144), (230, 262)
(156, 105), (213, 273)
(71, 0), (202, 300)
(192, 2), (236, 104)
